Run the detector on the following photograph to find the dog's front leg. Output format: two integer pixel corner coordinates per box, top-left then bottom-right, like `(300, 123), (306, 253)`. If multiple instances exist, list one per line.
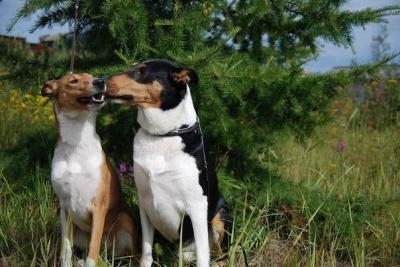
(86, 208), (106, 267)
(139, 206), (155, 267)
(188, 200), (210, 267)
(60, 208), (73, 267)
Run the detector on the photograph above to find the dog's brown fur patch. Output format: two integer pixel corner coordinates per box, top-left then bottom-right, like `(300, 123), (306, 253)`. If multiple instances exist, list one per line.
(42, 73), (98, 112)
(211, 209), (226, 254)
(106, 74), (163, 108)
(173, 69), (192, 83)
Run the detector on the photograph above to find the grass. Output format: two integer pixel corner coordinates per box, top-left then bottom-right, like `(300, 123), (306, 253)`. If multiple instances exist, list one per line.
(0, 167), (59, 266)
(1, 81), (400, 266)
(273, 121), (400, 198)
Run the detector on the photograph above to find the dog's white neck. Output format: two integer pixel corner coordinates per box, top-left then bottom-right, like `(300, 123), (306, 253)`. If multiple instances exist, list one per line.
(137, 86), (197, 135)
(55, 104), (100, 146)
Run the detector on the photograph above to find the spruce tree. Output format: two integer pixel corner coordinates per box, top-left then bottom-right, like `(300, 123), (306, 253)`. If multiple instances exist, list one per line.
(7, 0), (400, 176)
(371, 24), (391, 63)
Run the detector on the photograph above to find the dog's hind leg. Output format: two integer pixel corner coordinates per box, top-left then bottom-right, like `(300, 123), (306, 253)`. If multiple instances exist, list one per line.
(211, 209), (227, 254)
(73, 225), (90, 252)
(112, 211), (140, 260)
(72, 226), (90, 267)
(211, 206), (232, 266)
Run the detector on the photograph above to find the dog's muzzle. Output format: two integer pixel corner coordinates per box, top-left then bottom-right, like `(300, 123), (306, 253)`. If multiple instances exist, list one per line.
(77, 78), (106, 105)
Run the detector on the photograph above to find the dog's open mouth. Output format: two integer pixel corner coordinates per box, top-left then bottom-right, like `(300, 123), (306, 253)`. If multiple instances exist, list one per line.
(77, 92), (105, 105)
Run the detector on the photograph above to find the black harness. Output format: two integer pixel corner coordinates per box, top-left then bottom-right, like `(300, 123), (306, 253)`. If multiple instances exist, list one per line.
(154, 118), (210, 196)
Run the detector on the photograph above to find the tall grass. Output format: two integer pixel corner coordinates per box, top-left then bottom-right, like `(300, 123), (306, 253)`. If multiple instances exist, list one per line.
(266, 92), (400, 266)
(0, 167), (59, 266)
(273, 123), (400, 198)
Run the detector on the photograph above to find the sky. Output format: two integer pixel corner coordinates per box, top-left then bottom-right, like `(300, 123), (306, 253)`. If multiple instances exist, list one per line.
(305, 0), (400, 72)
(0, 0), (399, 72)
(0, 0), (70, 42)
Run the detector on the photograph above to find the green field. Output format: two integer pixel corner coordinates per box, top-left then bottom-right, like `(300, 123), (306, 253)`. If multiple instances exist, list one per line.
(1, 78), (399, 267)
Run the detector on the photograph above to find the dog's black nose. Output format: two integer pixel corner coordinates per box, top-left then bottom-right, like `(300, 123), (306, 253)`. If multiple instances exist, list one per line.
(93, 78), (105, 91)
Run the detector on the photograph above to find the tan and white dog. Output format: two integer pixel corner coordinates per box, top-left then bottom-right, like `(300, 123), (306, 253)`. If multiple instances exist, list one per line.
(41, 73), (139, 267)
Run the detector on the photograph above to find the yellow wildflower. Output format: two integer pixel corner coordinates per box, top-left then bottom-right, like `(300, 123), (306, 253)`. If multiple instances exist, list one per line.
(36, 95), (47, 104)
(10, 90), (18, 98)
(20, 103), (27, 110)
(329, 163), (337, 171)
(24, 94), (34, 100)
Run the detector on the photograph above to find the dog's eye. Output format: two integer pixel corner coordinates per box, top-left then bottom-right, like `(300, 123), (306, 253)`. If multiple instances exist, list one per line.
(70, 79), (79, 84)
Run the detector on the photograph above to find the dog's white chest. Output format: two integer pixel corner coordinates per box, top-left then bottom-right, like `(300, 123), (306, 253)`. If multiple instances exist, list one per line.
(133, 129), (205, 241)
(51, 143), (103, 231)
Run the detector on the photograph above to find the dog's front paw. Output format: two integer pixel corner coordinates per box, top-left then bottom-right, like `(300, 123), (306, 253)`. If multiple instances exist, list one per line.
(182, 250), (196, 263)
(77, 259), (85, 267)
(61, 246), (73, 267)
(60, 256), (72, 267)
(212, 260), (227, 267)
(76, 258), (96, 267)
(182, 242), (196, 263)
(140, 255), (153, 267)
(85, 258), (96, 267)
(61, 238), (73, 267)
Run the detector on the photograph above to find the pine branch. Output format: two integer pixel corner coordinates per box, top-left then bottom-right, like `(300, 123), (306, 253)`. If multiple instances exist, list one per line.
(7, 0), (67, 32)
(29, 5), (70, 32)
(349, 52), (400, 78)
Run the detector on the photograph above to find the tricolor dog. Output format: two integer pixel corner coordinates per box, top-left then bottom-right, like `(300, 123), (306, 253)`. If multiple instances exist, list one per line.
(41, 73), (139, 267)
(106, 59), (231, 267)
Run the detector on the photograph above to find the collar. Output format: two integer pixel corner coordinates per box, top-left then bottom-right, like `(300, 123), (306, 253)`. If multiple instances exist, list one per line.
(156, 118), (200, 137)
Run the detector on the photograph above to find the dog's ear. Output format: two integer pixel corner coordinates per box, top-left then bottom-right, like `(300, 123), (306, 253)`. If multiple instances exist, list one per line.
(171, 68), (198, 85)
(41, 79), (58, 97)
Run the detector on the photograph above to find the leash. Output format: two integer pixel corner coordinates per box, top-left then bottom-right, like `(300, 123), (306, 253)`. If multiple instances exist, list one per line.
(69, 0), (79, 73)
(41, 0), (78, 107)
(197, 118), (208, 171)
(198, 118), (210, 202)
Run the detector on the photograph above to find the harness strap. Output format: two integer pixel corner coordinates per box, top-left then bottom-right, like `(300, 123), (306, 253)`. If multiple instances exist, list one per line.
(145, 117), (209, 189)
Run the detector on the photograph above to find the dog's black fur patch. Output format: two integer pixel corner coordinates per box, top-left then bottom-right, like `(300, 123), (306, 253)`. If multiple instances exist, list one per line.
(125, 59), (197, 111)
(179, 127), (231, 242)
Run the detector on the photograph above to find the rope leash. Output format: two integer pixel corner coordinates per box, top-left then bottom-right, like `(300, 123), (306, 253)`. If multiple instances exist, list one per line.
(42, 0), (78, 107)
(69, 0), (79, 73)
